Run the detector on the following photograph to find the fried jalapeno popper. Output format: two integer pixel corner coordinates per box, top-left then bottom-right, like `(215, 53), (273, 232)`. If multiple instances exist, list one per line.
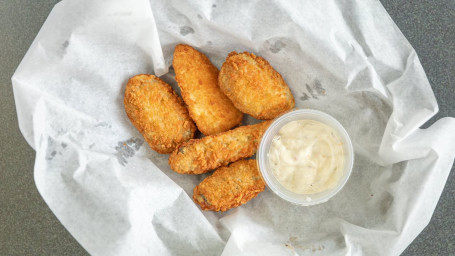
(173, 44), (243, 135)
(124, 74), (196, 154)
(219, 52), (295, 120)
(169, 121), (271, 174)
(193, 160), (265, 211)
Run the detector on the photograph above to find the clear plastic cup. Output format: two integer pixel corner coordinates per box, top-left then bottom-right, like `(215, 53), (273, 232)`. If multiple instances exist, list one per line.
(257, 109), (354, 206)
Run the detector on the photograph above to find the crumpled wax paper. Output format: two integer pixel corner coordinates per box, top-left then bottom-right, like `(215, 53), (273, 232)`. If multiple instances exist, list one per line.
(12, 0), (455, 255)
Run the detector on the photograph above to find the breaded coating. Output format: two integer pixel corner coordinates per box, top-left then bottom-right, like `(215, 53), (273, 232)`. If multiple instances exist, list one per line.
(124, 74), (196, 154)
(193, 160), (265, 211)
(169, 121), (271, 174)
(219, 51), (295, 119)
(173, 44), (243, 135)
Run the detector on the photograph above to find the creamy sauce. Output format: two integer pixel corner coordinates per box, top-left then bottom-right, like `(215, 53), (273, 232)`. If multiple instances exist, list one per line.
(268, 120), (345, 194)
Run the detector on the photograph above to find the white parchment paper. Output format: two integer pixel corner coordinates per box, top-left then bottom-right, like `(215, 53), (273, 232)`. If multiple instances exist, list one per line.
(12, 0), (455, 255)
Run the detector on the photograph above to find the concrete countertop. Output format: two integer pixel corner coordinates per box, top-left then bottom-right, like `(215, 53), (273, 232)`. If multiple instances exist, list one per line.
(1, 1), (453, 255)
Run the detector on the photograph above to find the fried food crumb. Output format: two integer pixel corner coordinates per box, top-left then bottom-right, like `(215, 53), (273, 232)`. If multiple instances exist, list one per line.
(173, 44), (243, 135)
(193, 159), (265, 211)
(169, 121), (271, 174)
(219, 51), (295, 119)
(124, 74), (196, 154)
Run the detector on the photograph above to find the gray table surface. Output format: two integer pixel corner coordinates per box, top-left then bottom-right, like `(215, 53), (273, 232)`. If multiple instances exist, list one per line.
(1, 1), (453, 255)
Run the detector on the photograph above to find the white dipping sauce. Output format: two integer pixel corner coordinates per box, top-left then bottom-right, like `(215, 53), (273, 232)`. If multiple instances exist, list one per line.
(268, 120), (345, 194)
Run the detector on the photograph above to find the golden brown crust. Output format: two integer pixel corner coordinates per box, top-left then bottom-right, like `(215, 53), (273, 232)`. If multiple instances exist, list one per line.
(193, 159), (265, 211)
(173, 44), (243, 135)
(124, 74), (196, 154)
(219, 51), (295, 120)
(168, 121), (271, 174)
